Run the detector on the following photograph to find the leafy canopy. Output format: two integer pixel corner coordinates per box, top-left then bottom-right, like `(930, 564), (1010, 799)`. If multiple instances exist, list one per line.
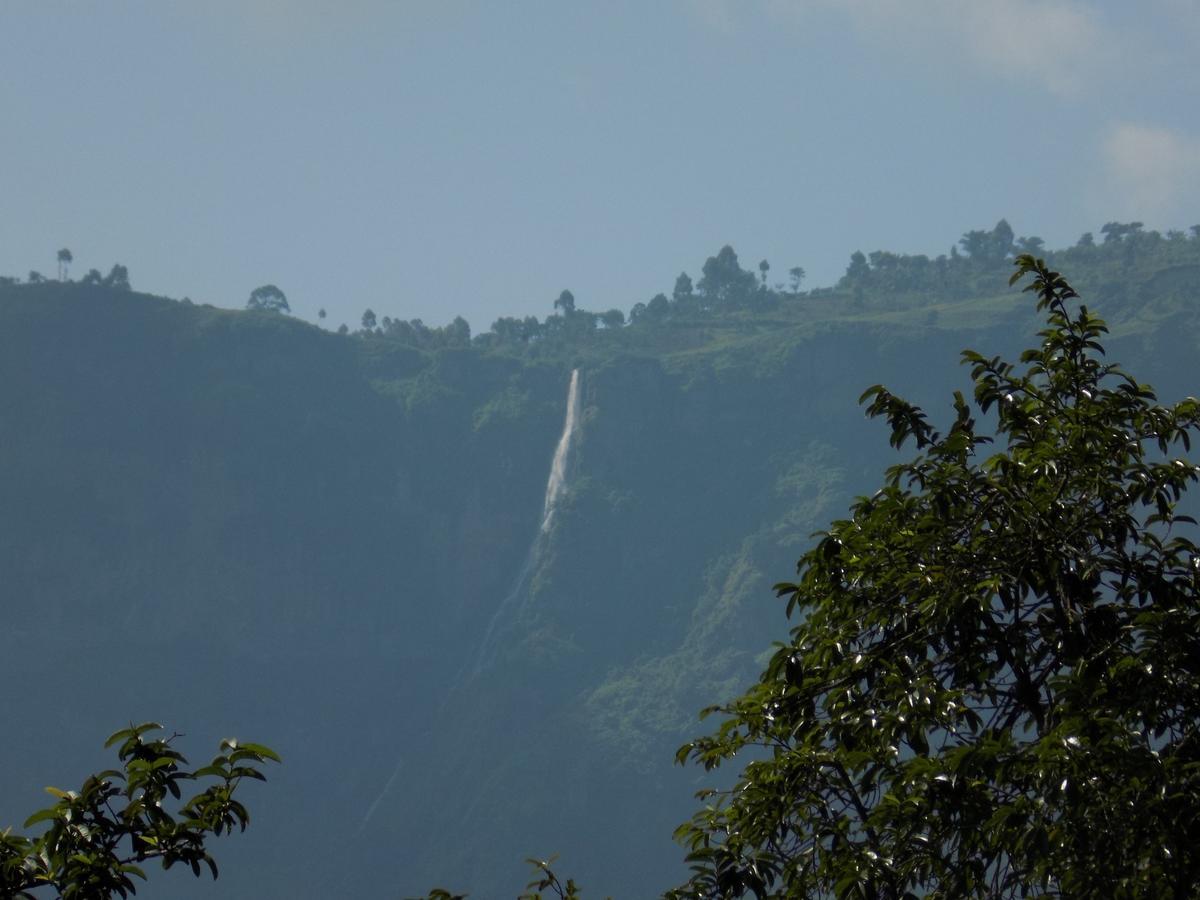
(1, 723), (279, 898)
(672, 256), (1200, 898)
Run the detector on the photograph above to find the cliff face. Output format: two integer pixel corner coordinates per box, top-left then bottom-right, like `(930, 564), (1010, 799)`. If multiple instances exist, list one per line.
(0, 272), (1196, 897)
(0, 288), (567, 652)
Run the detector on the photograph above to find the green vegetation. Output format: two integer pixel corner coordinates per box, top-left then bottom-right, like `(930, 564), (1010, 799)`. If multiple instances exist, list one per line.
(412, 259), (1200, 897)
(1, 725), (278, 898)
(334, 221), (1200, 369)
(672, 257), (1200, 897)
(0, 224), (1197, 896)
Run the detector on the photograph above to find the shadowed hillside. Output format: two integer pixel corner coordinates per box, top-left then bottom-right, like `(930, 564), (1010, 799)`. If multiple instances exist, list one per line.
(1, 226), (1197, 896)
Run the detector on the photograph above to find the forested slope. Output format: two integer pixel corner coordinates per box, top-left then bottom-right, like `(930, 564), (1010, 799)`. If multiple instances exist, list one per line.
(0, 224), (1196, 896)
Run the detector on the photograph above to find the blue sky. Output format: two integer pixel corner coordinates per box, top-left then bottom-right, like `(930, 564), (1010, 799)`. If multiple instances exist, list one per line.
(1, 1), (1197, 331)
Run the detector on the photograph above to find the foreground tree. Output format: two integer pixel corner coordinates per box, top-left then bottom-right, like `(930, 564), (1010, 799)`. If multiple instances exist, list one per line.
(1, 723), (279, 898)
(671, 256), (1200, 897)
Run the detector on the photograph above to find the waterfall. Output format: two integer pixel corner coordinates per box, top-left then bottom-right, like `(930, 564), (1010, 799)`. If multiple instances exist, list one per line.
(540, 368), (581, 531)
(471, 368), (581, 674)
(356, 369), (582, 835)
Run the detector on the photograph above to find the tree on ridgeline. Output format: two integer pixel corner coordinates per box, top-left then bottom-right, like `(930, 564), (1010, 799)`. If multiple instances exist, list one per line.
(56, 249), (72, 281)
(490, 316), (522, 343)
(697, 245), (757, 307)
(245, 284), (289, 314)
(1101, 221), (1144, 243)
(958, 218), (1015, 263)
(554, 290), (576, 316)
(844, 250), (869, 282)
(633, 293), (670, 324)
(1016, 234), (1045, 254)
(444, 315), (471, 347)
(103, 264), (130, 291)
(673, 272), (694, 305)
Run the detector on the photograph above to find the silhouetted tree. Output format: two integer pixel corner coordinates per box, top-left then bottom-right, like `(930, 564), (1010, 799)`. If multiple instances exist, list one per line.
(698, 245), (756, 306)
(362, 309), (377, 330)
(521, 316), (541, 342)
(491, 317), (523, 343)
(992, 218), (1015, 256)
(246, 284), (289, 313)
(1016, 235), (1045, 254)
(27, 271), (45, 284)
(959, 219), (1015, 263)
(444, 316), (471, 347)
(56, 248), (72, 281)
(844, 251), (869, 281)
(758, 259), (770, 286)
(103, 264), (130, 291)
(788, 266), (805, 292)
(1101, 221), (1145, 243)
(645, 293), (670, 321)
(554, 290), (576, 315)
(600, 308), (625, 329)
(673, 272), (694, 304)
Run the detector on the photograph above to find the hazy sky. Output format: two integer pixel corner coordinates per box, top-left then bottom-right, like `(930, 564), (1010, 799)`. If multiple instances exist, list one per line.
(1, 1), (1197, 331)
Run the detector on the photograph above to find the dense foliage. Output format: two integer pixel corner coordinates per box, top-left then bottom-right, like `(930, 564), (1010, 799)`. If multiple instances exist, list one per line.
(0, 724), (278, 898)
(671, 257), (1200, 897)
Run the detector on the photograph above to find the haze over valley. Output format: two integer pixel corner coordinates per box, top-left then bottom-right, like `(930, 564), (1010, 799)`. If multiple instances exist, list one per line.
(1, 3), (1198, 897)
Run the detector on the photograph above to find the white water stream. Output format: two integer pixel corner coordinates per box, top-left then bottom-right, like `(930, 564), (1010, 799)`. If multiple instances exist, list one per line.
(471, 368), (581, 674)
(539, 367), (580, 532)
(357, 370), (583, 833)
